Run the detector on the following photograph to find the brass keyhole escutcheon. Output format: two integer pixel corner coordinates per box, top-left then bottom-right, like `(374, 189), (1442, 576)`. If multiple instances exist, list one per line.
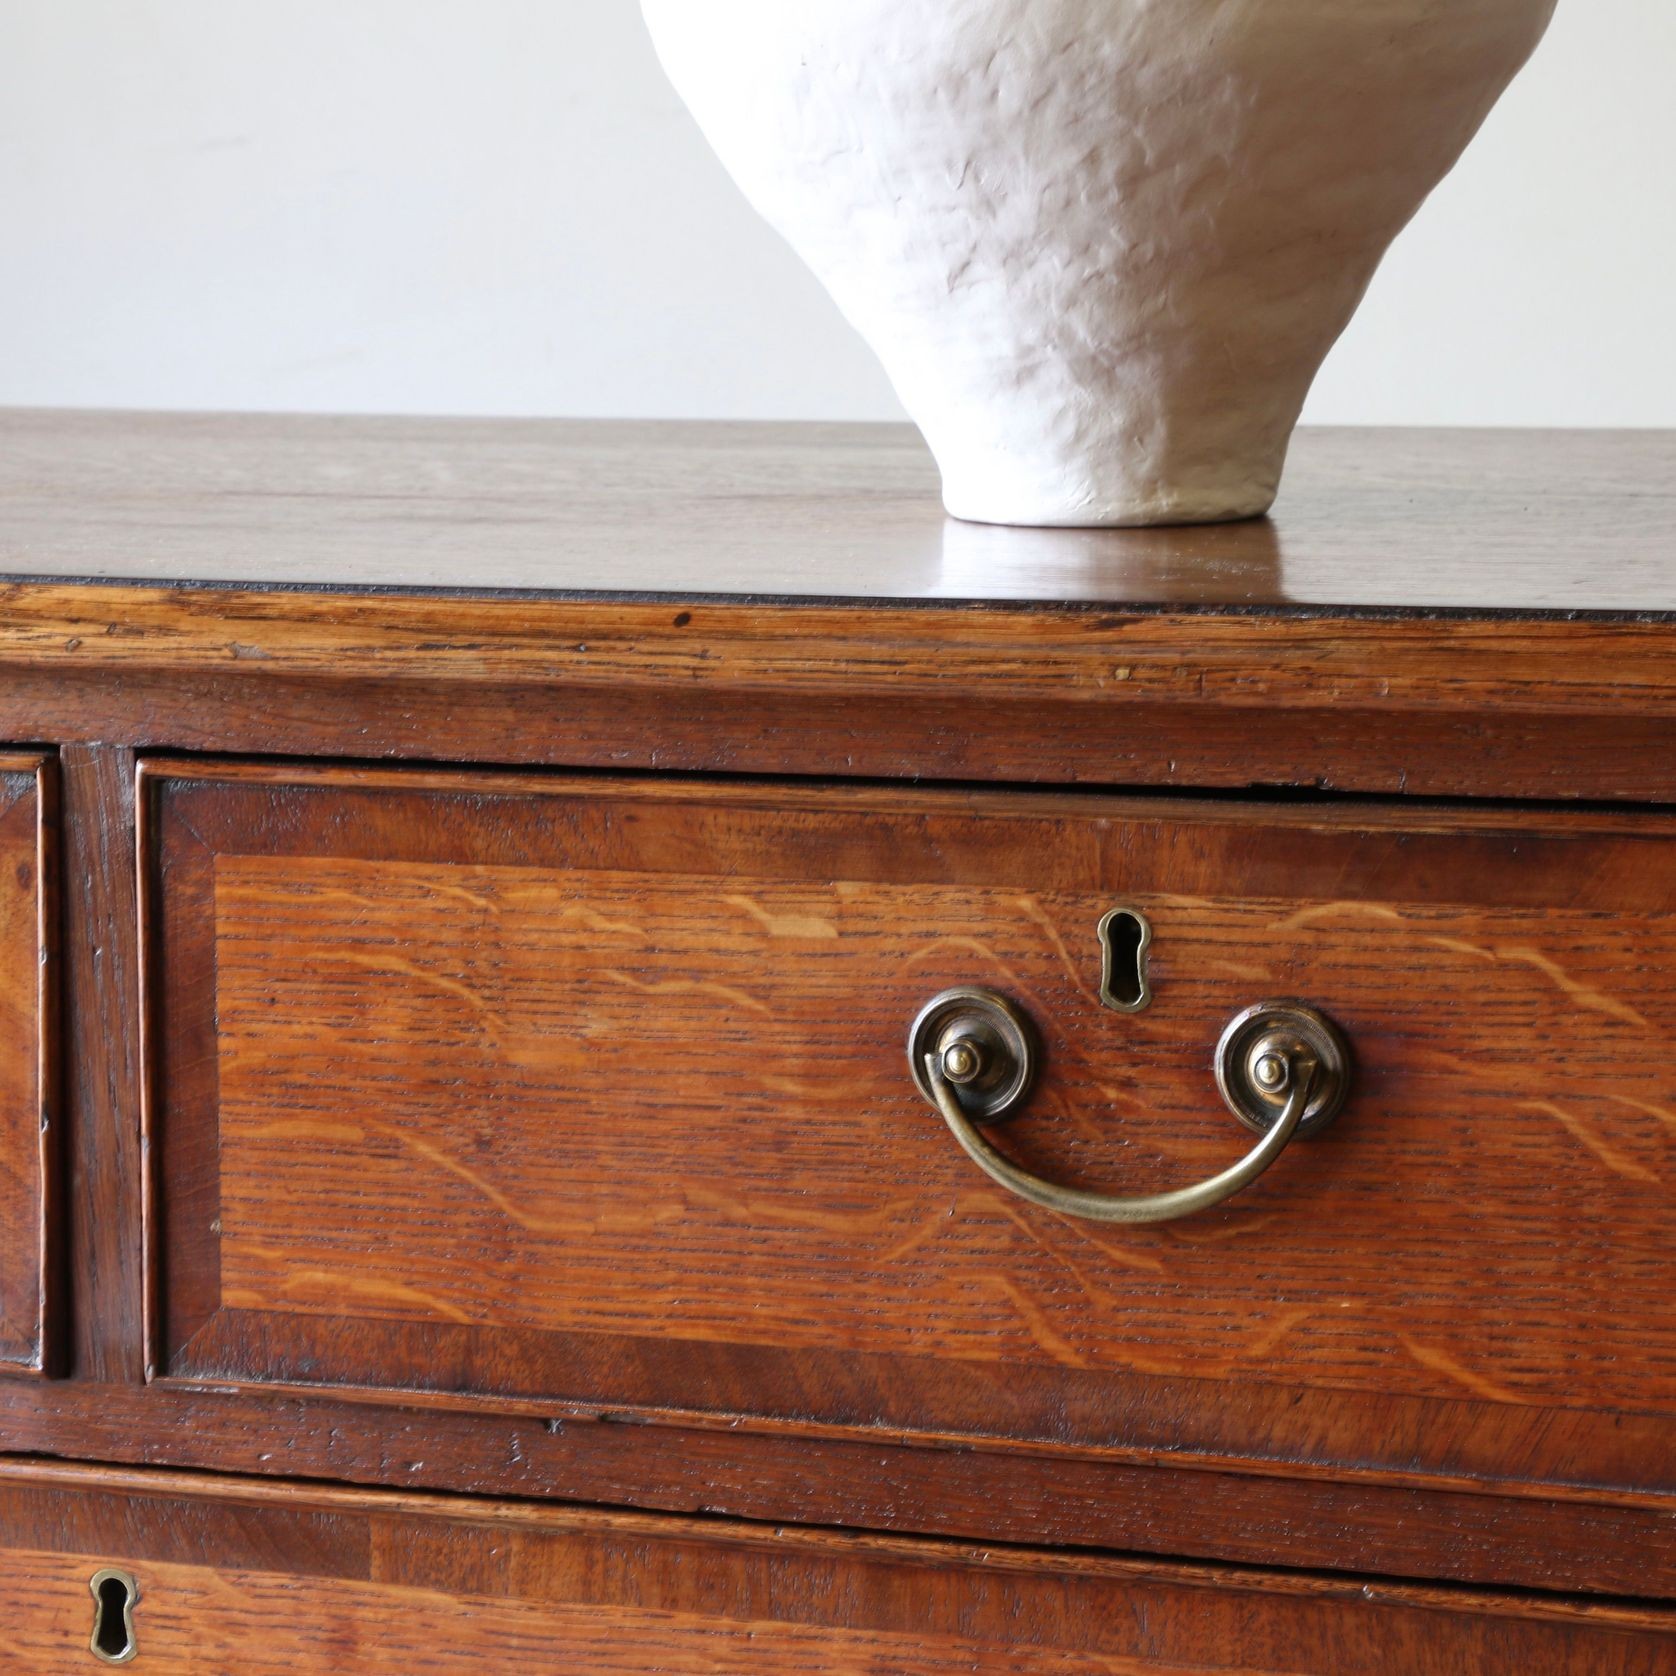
(1098, 906), (1152, 1013)
(89, 1568), (138, 1665)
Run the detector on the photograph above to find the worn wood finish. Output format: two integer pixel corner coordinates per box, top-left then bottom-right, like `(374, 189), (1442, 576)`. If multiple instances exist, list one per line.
(142, 761), (1676, 1501)
(2, 1376), (1674, 1598)
(2, 411), (1674, 610)
(59, 746), (146, 1387)
(3, 645), (1676, 804)
(0, 415), (1670, 805)
(0, 756), (54, 1376)
(6, 583), (1675, 711)
(2, 1462), (1672, 1675)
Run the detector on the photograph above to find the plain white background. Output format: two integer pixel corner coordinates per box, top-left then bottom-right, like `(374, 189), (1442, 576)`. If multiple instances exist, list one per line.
(1, 0), (1671, 426)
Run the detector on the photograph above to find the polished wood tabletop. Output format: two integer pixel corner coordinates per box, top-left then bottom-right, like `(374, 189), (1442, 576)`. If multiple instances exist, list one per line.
(0, 411), (1670, 613)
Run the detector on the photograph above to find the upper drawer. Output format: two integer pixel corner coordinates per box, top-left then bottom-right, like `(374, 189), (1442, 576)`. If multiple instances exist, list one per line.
(0, 755), (55, 1378)
(139, 762), (1676, 1494)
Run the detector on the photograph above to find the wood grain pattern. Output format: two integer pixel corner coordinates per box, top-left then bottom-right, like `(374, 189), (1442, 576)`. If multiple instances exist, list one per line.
(4, 1377), (1674, 1597)
(1, 411), (1673, 610)
(141, 761), (1676, 1499)
(0, 755), (55, 1376)
(0, 417), (1671, 806)
(3, 580), (1675, 717)
(3, 628), (1676, 804)
(60, 746), (145, 1385)
(2, 1462), (1672, 1675)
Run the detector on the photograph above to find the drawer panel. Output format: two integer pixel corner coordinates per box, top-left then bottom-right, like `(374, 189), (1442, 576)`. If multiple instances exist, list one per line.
(141, 762), (1676, 1491)
(0, 755), (55, 1376)
(4, 1463), (1673, 1675)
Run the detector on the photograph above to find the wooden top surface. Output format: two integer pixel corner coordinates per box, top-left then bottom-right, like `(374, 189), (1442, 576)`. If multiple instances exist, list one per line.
(0, 410), (1671, 616)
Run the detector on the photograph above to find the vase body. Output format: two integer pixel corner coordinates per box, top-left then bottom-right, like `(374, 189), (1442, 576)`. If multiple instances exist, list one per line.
(642, 0), (1556, 527)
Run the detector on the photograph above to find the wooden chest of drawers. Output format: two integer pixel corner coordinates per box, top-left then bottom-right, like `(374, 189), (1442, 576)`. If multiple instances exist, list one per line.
(2, 411), (1675, 1669)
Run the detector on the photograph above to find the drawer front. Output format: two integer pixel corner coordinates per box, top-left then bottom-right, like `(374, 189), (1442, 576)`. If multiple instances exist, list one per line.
(141, 763), (1676, 1492)
(0, 755), (55, 1376)
(5, 1463), (1673, 1675)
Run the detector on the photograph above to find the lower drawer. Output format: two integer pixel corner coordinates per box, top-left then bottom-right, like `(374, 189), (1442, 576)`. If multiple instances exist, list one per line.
(2, 1464), (1672, 1675)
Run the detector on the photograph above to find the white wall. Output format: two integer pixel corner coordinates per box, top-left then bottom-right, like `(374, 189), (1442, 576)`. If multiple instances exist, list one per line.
(0, 0), (1671, 426)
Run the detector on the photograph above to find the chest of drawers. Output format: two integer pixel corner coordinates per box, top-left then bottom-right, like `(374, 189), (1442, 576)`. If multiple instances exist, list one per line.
(2, 411), (1674, 1671)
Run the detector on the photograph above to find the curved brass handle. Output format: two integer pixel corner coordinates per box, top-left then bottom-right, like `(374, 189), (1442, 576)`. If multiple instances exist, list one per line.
(909, 990), (1350, 1226)
(925, 1048), (1318, 1225)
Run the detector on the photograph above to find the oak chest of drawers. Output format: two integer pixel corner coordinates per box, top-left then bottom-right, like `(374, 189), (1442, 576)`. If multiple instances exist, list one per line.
(2, 411), (1675, 1671)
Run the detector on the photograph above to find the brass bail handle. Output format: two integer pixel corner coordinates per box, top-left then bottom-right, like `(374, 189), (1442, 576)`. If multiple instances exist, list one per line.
(907, 990), (1351, 1225)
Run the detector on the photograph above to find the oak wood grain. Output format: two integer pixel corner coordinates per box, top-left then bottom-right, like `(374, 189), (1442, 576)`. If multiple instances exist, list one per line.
(141, 762), (1676, 1501)
(61, 746), (144, 1384)
(3, 643), (1676, 804)
(0, 415), (1671, 806)
(1, 411), (1673, 611)
(2, 1462), (1671, 1675)
(4, 1377), (1674, 1597)
(0, 755), (55, 1377)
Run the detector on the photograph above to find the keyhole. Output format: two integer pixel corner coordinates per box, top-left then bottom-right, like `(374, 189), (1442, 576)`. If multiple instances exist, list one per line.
(1097, 907), (1152, 1013)
(88, 1569), (137, 1664)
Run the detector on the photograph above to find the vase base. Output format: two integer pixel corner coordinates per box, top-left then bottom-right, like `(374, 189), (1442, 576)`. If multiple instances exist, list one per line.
(941, 486), (1280, 531)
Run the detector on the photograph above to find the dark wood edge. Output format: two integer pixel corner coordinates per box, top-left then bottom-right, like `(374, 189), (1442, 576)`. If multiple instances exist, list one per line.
(143, 755), (1676, 837)
(33, 758), (59, 1378)
(1, 585), (1674, 712)
(157, 1306), (1676, 1504)
(0, 756), (56, 1377)
(3, 1377), (1671, 1598)
(8, 577), (1675, 627)
(3, 1455), (1674, 1631)
(60, 747), (146, 1383)
(145, 763), (1676, 916)
(135, 760), (160, 1381)
(136, 762), (222, 1381)
(7, 672), (1676, 806)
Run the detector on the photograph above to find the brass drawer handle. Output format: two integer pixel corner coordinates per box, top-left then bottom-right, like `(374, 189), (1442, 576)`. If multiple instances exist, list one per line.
(908, 990), (1350, 1225)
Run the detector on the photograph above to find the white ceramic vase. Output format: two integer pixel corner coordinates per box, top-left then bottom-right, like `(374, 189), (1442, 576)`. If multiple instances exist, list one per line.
(642, 0), (1556, 527)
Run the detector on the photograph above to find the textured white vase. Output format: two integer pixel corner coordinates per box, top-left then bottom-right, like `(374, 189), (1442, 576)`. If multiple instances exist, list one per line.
(642, 0), (1556, 527)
